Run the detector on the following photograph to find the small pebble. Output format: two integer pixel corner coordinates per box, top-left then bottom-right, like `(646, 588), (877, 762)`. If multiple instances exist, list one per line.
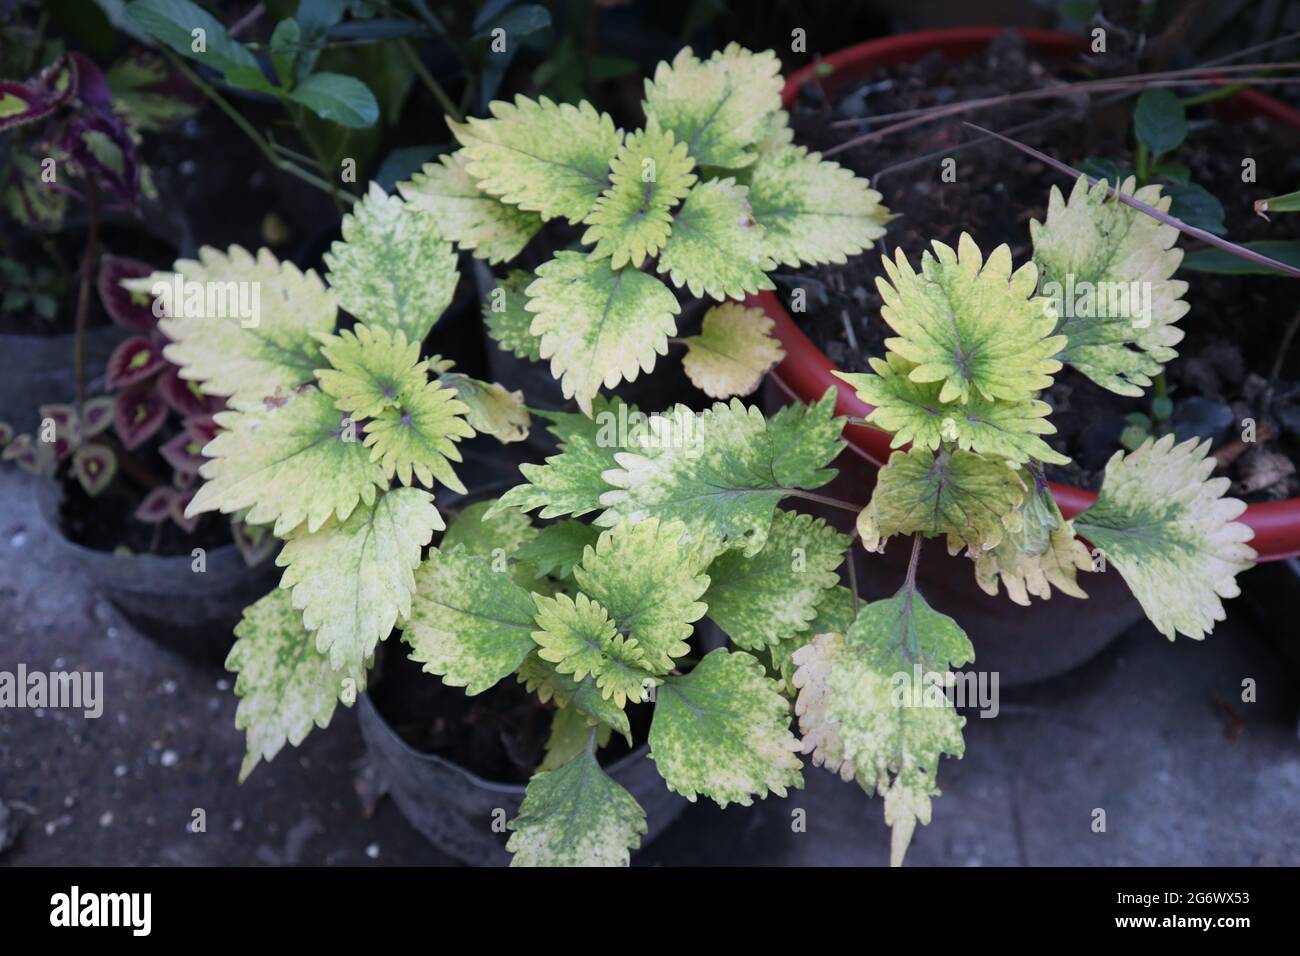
(161, 750), (179, 768)
(10, 530), (27, 548)
(99, 811), (113, 827)
(365, 842), (380, 860)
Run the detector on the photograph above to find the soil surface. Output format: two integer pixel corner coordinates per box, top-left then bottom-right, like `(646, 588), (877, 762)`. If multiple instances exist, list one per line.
(783, 32), (1300, 497)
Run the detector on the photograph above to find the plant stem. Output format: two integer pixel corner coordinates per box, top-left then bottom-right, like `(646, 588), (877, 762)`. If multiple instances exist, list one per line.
(399, 39), (463, 122)
(846, 525), (861, 617)
(73, 174), (101, 408)
(904, 532), (923, 594)
(784, 488), (862, 514)
(1180, 81), (1250, 107)
(1135, 142), (1151, 182)
(164, 53), (354, 203)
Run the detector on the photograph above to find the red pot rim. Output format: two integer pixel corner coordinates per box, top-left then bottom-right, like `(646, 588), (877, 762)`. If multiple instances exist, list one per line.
(751, 26), (1300, 561)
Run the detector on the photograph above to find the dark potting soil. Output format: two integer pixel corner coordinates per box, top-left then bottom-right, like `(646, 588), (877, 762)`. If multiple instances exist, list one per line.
(783, 31), (1300, 499)
(56, 471), (232, 557)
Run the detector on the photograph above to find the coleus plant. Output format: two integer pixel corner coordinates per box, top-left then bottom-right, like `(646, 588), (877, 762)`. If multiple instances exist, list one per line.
(159, 44), (1252, 867)
(397, 43), (892, 409)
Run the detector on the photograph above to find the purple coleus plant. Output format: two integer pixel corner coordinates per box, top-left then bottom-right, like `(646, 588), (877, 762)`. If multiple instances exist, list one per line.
(0, 51), (141, 211)
(0, 254), (279, 561)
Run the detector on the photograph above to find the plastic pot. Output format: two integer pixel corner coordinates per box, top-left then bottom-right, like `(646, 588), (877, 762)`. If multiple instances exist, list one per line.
(755, 26), (1300, 563)
(33, 481), (279, 666)
(0, 326), (125, 434)
(356, 694), (686, 866)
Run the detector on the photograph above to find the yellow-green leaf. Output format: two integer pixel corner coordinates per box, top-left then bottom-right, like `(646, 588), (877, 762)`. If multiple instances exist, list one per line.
(681, 303), (785, 399)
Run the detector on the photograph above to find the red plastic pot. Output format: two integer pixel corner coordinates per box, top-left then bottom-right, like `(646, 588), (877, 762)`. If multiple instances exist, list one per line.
(753, 27), (1300, 561)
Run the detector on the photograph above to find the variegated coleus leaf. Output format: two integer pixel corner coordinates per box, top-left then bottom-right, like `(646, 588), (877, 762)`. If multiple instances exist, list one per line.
(315, 323), (429, 420)
(656, 178), (775, 301)
(681, 303), (785, 399)
(401, 546), (538, 695)
(106, 335), (167, 388)
(1030, 175), (1188, 396)
(72, 444), (117, 496)
(747, 141), (892, 267)
(1073, 434), (1255, 640)
(792, 588), (973, 866)
(439, 372), (530, 444)
(362, 378), (474, 493)
(441, 499), (538, 558)
(641, 44), (783, 170)
(157, 365), (223, 418)
(398, 150), (542, 264)
(541, 706), (612, 772)
(277, 488), (444, 673)
(532, 591), (655, 708)
(527, 251), (680, 415)
(572, 517), (710, 674)
(650, 648), (803, 807)
(153, 245), (337, 410)
(598, 390), (845, 558)
(877, 234), (1063, 406)
(582, 118), (697, 269)
(80, 397), (115, 437)
(491, 432), (615, 520)
(482, 270), (542, 361)
(113, 381), (168, 450)
(514, 521), (601, 581)
(2, 434), (55, 476)
(973, 479), (1092, 605)
(516, 650), (631, 742)
(324, 183), (458, 344)
(768, 584), (855, 696)
(98, 254), (158, 331)
(187, 387), (388, 536)
(452, 96), (622, 224)
(858, 446), (1026, 555)
(508, 748), (647, 867)
(0, 52), (75, 131)
(703, 509), (848, 650)
(159, 430), (205, 476)
(227, 588), (366, 782)
(834, 351), (1069, 466)
(135, 485), (179, 524)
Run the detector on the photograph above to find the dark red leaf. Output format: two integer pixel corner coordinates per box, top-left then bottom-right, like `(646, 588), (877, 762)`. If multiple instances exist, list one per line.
(106, 335), (166, 388)
(113, 382), (167, 450)
(134, 486), (177, 524)
(159, 430), (204, 476)
(157, 364), (222, 416)
(73, 443), (117, 497)
(97, 254), (158, 331)
(169, 489), (198, 534)
(81, 397), (114, 437)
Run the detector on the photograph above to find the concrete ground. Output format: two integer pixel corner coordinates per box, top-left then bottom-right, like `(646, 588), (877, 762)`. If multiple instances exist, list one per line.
(1, 466), (1298, 867)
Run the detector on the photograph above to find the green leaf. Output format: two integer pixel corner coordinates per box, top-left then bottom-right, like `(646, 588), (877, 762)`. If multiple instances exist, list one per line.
(703, 510), (847, 650)
(1256, 189), (1300, 217)
(441, 499), (538, 557)
(834, 351), (1069, 466)
(582, 119), (697, 268)
(126, 0), (273, 93)
(1180, 239), (1300, 275)
(277, 487), (443, 672)
(656, 178), (774, 301)
(398, 151), (542, 264)
(1073, 435), (1255, 640)
(507, 748), (646, 867)
(514, 521), (601, 581)
(769, 584), (855, 696)
(572, 518), (711, 673)
(681, 303), (785, 399)
(973, 482), (1092, 605)
(792, 590), (972, 866)
(532, 591), (654, 707)
(315, 322), (429, 419)
(747, 142), (891, 267)
(1133, 88), (1187, 158)
(516, 651), (631, 741)
(154, 246), (337, 410)
(540, 705), (611, 771)
(1164, 181), (1226, 236)
(493, 433), (615, 520)
(527, 252), (680, 414)
(363, 379), (474, 491)
(482, 270), (542, 360)
(650, 648), (802, 807)
(598, 392), (845, 558)
(440, 372), (530, 444)
(453, 95), (622, 224)
(402, 547), (539, 694)
(1030, 175), (1189, 396)
(188, 388), (387, 536)
(642, 44), (783, 169)
(860, 446), (1025, 554)
(227, 588), (364, 782)
(877, 234), (1063, 405)
(323, 183), (457, 343)
(288, 71), (379, 128)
